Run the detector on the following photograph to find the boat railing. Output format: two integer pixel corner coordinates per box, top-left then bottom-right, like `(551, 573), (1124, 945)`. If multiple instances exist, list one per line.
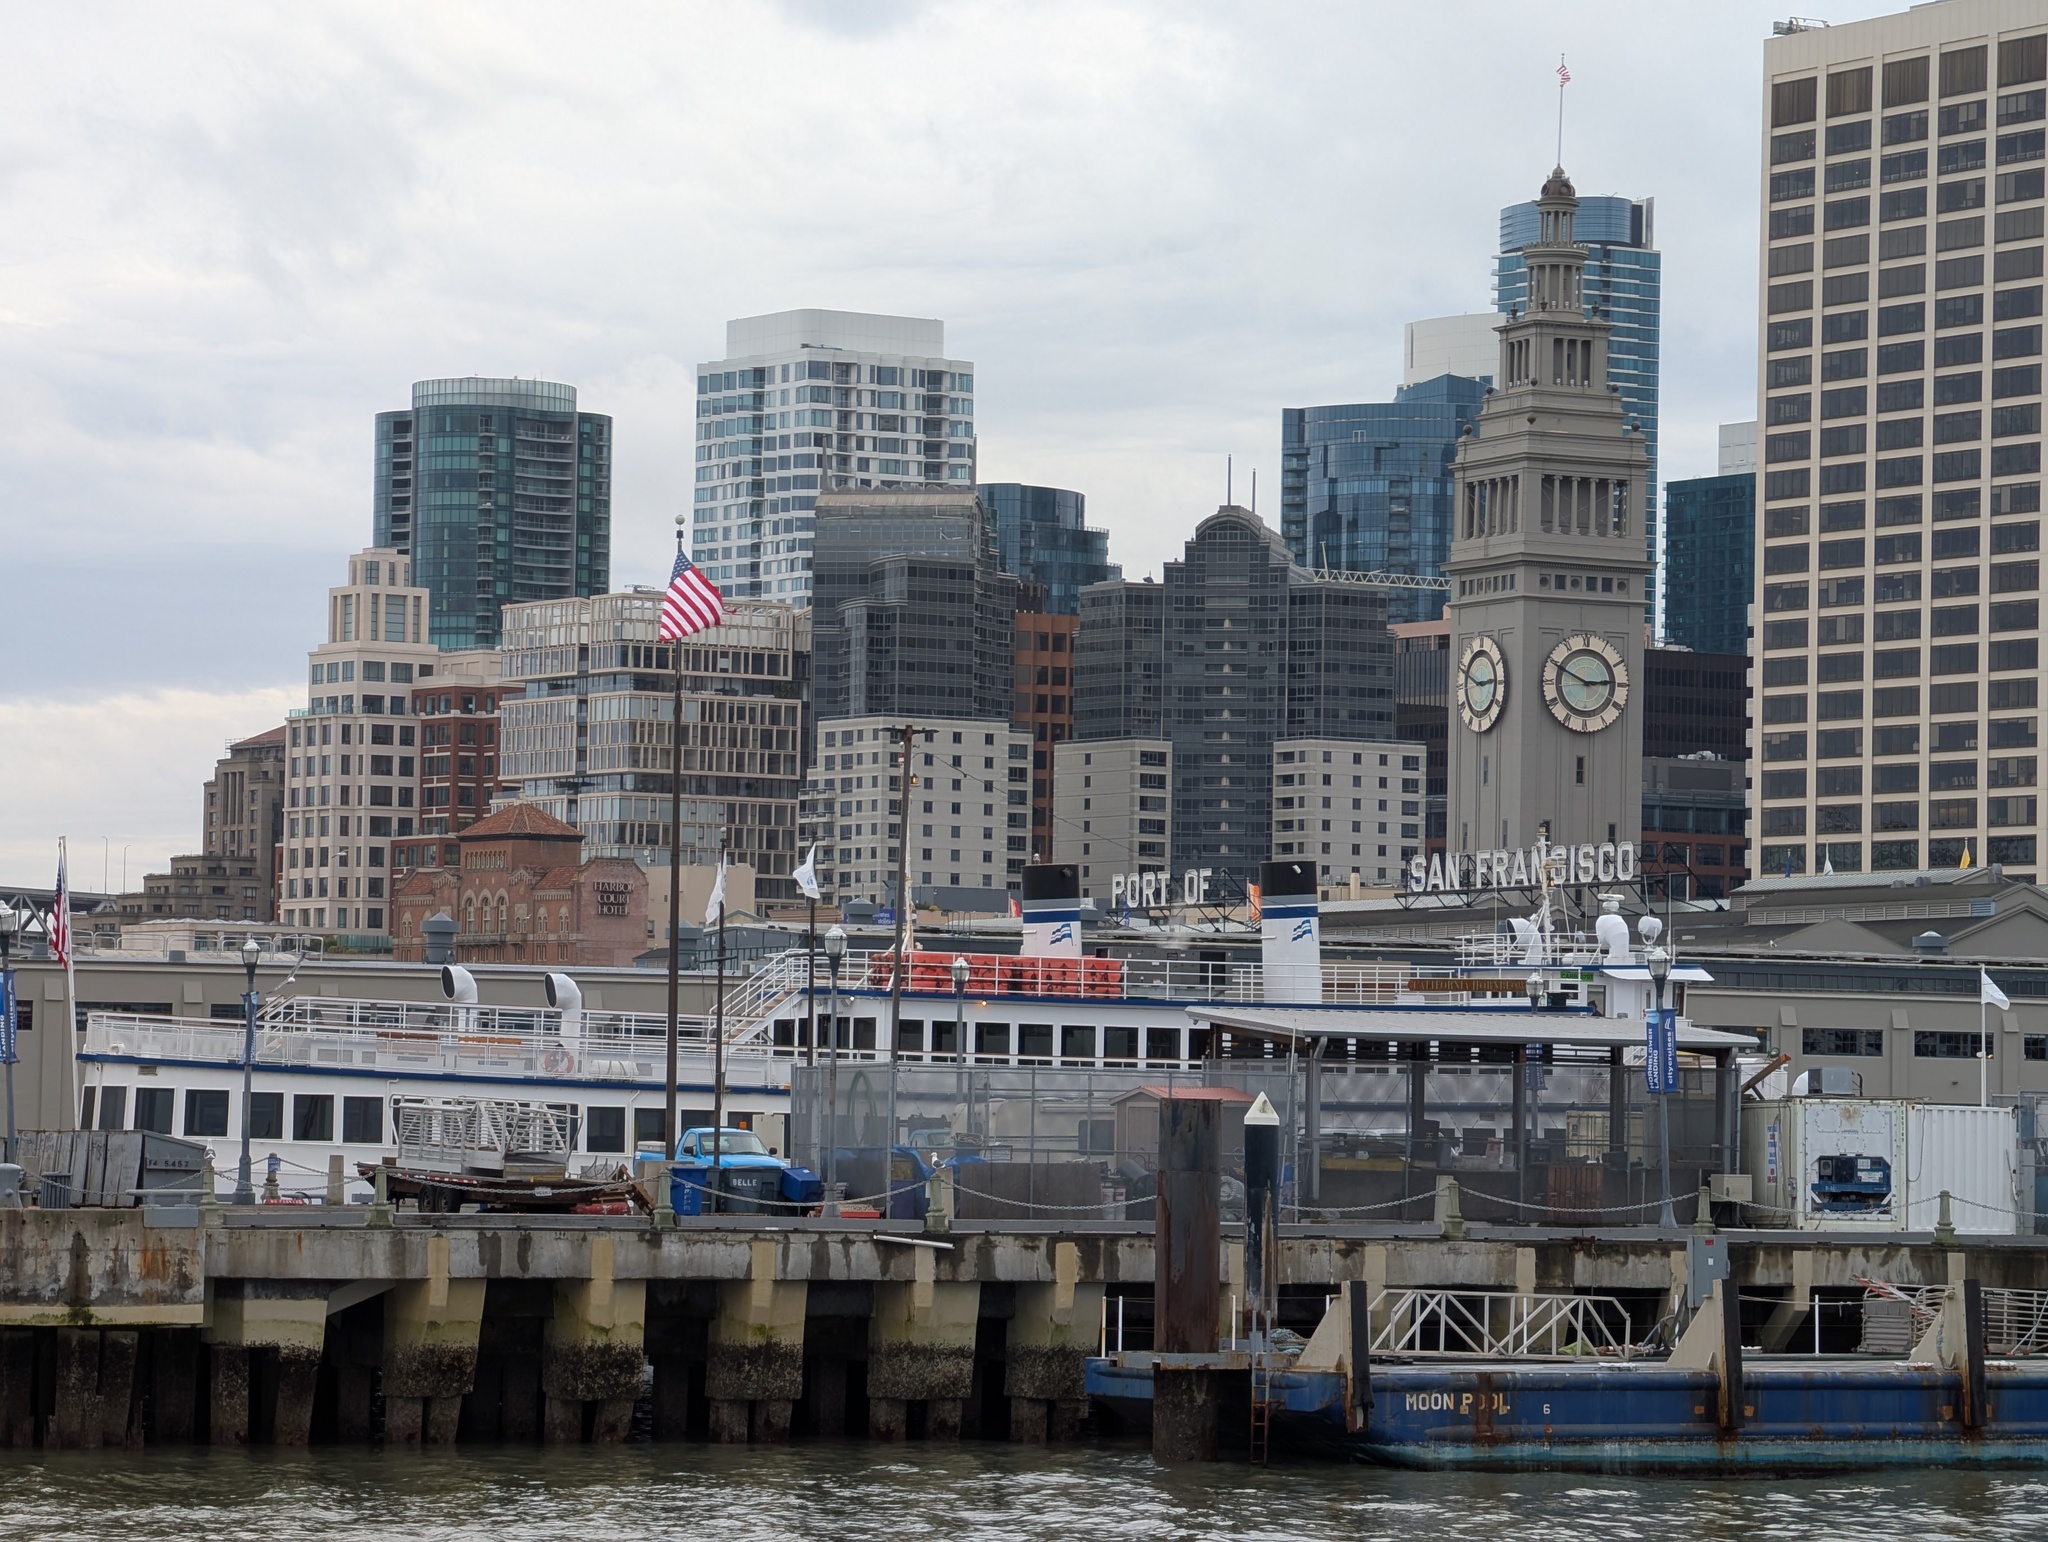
(1369, 1288), (1634, 1361)
(392, 1096), (574, 1171)
(82, 1011), (784, 1084)
(833, 951), (1444, 1006)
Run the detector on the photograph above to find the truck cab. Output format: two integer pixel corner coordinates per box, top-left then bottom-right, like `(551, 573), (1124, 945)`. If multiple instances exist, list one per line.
(659, 1127), (824, 1216)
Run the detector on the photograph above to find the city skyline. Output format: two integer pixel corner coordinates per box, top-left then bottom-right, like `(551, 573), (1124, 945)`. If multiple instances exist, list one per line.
(0, 2), (1912, 884)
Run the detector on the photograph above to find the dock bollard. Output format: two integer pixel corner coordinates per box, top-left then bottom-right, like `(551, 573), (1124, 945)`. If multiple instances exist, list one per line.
(1438, 1176), (1466, 1242)
(326, 1153), (345, 1208)
(924, 1163), (952, 1236)
(1693, 1185), (1716, 1236)
(1935, 1188), (1957, 1248)
(653, 1163), (676, 1230)
(367, 1164), (393, 1228)
(199, 1156), (221, 1227)
(262, 1153), (281, 1204)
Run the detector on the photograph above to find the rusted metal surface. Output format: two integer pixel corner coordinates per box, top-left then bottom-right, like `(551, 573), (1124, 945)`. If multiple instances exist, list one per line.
(1154, 1096), (1220, 1356)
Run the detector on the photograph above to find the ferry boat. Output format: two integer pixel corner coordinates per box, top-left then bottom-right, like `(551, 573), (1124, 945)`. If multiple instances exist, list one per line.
(74, 861), (1739, 1199)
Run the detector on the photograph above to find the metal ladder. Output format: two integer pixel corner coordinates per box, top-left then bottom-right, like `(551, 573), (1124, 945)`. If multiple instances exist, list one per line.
(1247, 1308), (1276, 1464)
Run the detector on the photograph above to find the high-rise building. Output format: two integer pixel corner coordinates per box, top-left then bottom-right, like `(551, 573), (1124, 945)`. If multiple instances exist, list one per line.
(976, 483), (1120, 615)
(692, 310), (977, 604)
(810, 487), (1019, 726)
(1074, 507), (1396, 894)
(1445, 165), (1653, 860)
(373, 378), (611, 652)
(1754, 5), (2047, 881)
(1665, 471), (1758, 655)
(279, 549), (442, 942)
(497, 595), (806, 902)
(1496, 185), (1660, 626)
(1280, 377), (1488, 620)
(1011, 612), (1079, 859)
(1403, 314), (1500, 387)
(801, 715), (1029, 909)
(1051, 737), (1173, 902)
(202, 728), (286, 918)
(1271, 738), (1431, 890)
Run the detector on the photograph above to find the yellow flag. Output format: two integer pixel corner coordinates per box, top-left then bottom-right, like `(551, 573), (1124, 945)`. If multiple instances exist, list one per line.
(1960, 841), (1973, 870)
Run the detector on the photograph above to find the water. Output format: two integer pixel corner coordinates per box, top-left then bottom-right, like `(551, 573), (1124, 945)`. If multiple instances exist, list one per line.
(1, 1445), (2044, 1541)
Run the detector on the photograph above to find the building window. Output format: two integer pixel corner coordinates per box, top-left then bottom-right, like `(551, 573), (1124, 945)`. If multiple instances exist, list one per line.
(1913, 1030), (1991, 1058)
(1802, 1028), (1884, 1057)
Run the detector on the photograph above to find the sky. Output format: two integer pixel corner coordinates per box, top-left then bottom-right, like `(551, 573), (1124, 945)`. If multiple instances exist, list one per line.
(0, 0), (1911, 889)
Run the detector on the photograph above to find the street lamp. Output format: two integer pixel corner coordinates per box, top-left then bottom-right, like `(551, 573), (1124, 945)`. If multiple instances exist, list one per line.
(0, 904), (18, 1152)
(1523, 972), (1542, 1012)
(823, 924), (846, 1197)
(234, 937), (261, 1206)
(1647, 941), (1675, 1228)
(951, 955), (971, 1066)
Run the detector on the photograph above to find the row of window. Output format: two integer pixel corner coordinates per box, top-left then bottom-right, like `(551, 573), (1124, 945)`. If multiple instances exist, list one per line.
(1802, 1026), (2048, 1059)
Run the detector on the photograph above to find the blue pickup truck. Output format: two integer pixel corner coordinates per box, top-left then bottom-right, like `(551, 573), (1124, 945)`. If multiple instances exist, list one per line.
(655, 1127), (824, 1216)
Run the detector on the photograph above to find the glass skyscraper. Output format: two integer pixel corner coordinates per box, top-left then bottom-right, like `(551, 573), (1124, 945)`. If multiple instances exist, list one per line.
(1279, 376), (1488, 623)
(1495, 193), (1661, 624)
(1663, 472), (1758, 656)
(975, 483), (1120, 614)
(373, 377), (611, 652)
(692, 310), (977, 605)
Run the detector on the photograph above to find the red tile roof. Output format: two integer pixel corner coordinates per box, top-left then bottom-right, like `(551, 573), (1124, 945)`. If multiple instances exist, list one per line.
(457, 803), (584, 841)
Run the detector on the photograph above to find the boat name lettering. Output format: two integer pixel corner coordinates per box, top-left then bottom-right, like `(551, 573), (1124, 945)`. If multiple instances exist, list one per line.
(1402, 1390), (1512, 1415)
(1408, 839), (1635, 895)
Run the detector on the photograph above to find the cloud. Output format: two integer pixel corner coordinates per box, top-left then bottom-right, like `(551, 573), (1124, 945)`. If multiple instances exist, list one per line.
(0, 686), (299, 889)
(0, 0), (1914, 864)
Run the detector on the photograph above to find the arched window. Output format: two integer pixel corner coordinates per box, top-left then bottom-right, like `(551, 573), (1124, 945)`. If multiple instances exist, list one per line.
(463, 895), (476, 930)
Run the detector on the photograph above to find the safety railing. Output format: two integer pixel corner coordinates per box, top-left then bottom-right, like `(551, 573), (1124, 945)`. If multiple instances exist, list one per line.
(1369, 1288), (1635, 1360)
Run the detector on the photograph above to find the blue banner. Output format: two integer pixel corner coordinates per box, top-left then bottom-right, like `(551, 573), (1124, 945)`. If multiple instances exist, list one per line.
(0, 969), (15, 1067)
(1645, 1006), (1678, 1094)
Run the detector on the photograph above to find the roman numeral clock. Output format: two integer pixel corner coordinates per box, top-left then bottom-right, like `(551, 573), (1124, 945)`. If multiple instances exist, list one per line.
(1440, 163), (1650, 864)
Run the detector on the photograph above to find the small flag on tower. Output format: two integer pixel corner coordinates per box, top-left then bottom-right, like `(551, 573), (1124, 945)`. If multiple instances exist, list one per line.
(658, 547), (726, 642)
(794, 845), (821, 903)
(1557, 57), (1571, 86)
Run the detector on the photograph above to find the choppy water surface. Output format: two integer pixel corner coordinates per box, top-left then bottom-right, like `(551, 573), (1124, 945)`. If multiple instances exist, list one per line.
(1, 1445), (2045, 1540)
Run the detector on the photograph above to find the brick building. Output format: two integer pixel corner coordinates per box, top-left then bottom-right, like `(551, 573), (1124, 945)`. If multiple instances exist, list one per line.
(391, 803), (646, 967)
(1012, 611), (1078, 859)
(412, 676), (514, 838)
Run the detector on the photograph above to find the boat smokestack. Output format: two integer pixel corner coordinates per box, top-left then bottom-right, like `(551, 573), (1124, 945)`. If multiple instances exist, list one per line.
(1020, 863), (1082, 959)
(1259, 859), (1320, 1003)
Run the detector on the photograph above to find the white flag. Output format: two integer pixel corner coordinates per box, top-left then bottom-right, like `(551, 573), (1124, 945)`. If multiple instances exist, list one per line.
(703, 859), (727, 928)
(1982, 969), (2011, 1011)
(793, 844), (821, 902)
(1821, 853), (1835, 876)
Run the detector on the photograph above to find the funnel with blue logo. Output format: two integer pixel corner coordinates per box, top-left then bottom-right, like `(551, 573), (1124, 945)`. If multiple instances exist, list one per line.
(1259, 859), (1320, 1003)
(1020, 863), (1083, 959)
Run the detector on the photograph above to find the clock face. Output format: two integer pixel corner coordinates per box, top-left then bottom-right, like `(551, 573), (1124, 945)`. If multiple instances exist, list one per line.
(1543, 633), (1629, 733)
(1456, 635), (1508, 733)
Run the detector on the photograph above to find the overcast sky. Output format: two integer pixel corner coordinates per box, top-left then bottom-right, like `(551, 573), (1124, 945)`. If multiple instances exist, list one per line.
(0, 0), (1909, 889)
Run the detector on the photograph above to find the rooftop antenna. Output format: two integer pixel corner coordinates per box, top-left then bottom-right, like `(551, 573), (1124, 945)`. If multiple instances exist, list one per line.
(1251, 467), (1257, 517)
(1555, 55), (1571, 166)
(1227, 455), (1233, 507)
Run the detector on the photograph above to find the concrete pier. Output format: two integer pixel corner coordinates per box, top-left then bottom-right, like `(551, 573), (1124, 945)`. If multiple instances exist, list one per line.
(1, 1206), (2045, 1452)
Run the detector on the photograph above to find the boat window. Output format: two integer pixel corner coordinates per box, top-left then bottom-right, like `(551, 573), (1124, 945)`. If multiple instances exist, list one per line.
(1061, 1024), (1097, 1061)
(184, 1089), (229, 1139)
(247, 1091), (283, 1140)
(587, 1106), (626, 1153)
(1018, 1023), (1054, 1061)
(976, 1022), (1010, 1057)
(132, 1088), (173, 1134)
(1103, 1026), (1138, 1062)
(98, 1087), (127, 1132)
(896, 1018), (925, 1055)
(1145, 1028), (1184, 1063)
(293, 1094), (333, 1143)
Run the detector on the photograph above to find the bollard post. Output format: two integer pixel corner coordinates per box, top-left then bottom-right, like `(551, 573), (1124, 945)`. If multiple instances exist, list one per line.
(262, 1153), (281, 1204)
(1439, 1176), (1466, 1242)
(368, 1163), (394, 1228)
(1693, 1185), (1716, 1236)
(199, 1155), (221, 1227)
(653, 1163), (676, 1230)
(1935, 1188), (1957, 1248)
(327, 1153), (345, 1208)
(924, 1163), (953, 1236)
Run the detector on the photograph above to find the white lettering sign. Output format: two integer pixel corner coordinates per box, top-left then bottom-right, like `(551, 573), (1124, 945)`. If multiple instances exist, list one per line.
(1407, 838), (1635, 894)
(1111, 868), (1212, 910)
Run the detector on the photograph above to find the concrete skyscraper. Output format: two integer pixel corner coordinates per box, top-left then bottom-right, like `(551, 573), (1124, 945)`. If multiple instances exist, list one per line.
(692, 310), (978, 605)
(373, 378), (612, 652)
(1753, 3), (2047, 881)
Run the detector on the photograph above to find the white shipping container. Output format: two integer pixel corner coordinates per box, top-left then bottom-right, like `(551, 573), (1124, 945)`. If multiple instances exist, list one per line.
(1905, 1103), (2018, 1235)
(1741, 1098), (2017, 1234)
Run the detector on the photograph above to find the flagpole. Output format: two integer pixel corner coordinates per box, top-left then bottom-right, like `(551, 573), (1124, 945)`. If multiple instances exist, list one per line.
(805, 893), (817, 1070)
(60, 837), (77, 1131)
(713, 843), (727, 1171)
(664, 525), (686, 1168)
(1982, 988), (1990, 1109)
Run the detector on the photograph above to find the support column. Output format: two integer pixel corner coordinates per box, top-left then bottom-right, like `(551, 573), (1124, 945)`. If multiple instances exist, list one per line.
(1512, 1044), (1529, 1214)
(704, 1238), (807, 1444)
(1005, 1241), (1103, 1444)
(869, 1241), (978, 1441)
(151, 1330), (199, 1444)
(0, 1330), (35, 1448)
(541, 1234), (648, 1444)
(207, 1282), (330, 1446)
(383, 1234), (485, 1447)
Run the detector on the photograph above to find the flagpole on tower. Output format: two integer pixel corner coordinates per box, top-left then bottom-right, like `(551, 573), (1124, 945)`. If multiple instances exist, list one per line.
(1556, 54), (1570, 165)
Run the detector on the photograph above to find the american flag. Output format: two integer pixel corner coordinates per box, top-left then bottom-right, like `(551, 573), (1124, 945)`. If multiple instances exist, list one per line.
(658, 546), (726, 641)
(1557, 58), (1571, 86)
(51, 842), (71, 970)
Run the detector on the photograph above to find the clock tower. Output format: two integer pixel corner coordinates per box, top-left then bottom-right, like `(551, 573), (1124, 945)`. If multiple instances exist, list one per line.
(1445, 165), (1651, 859)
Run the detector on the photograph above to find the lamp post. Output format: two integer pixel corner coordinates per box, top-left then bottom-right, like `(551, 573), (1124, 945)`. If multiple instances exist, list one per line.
(1647, 942), (1675, 1229)
(823, 924), (846, 1196)
(0, 905), (18, 1153)
(952, 953), (971, 1138)
(234, 937), (261, 1206)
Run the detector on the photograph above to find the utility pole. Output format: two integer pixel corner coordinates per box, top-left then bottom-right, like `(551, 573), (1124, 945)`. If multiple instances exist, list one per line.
(886, 722), (917, 1175)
